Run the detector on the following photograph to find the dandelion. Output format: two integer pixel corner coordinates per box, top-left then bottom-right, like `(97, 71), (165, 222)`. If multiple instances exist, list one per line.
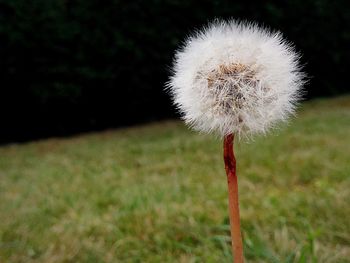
(167, 20), (305, 262)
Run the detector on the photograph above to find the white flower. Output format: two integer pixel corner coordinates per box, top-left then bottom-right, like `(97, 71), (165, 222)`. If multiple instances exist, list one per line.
(167, 20), (305, 138)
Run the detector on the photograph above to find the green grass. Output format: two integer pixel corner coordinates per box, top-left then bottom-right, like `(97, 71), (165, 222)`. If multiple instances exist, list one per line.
(1, 96), (350, 263)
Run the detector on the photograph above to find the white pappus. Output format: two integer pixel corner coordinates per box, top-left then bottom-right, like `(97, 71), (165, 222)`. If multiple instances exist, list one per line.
(167, 20), (305, 138)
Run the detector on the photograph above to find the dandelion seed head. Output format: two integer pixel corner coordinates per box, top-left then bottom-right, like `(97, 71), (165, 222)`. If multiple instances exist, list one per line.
(167, 20), (305, 138)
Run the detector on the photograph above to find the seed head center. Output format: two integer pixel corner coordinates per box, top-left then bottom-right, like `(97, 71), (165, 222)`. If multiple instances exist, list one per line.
(206, 63), (257, 116)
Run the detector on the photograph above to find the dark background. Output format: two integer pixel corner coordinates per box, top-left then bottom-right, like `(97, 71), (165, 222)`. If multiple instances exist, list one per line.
(0, 0), (349, 144)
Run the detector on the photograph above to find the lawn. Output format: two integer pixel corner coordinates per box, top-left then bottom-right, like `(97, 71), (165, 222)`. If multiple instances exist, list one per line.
(0, 96), (349, 263)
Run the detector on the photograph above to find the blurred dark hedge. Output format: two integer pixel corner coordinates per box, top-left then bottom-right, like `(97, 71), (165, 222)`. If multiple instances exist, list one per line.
(0, 0), (349, 143)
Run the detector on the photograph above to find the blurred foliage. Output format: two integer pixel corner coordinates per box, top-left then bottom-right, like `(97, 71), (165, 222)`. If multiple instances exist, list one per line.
(0, 0), (349, 142)
(0, 96), (350, 262)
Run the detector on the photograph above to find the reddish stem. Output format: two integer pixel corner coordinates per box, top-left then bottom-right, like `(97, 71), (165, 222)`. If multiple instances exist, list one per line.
(224, 134), (244, 263)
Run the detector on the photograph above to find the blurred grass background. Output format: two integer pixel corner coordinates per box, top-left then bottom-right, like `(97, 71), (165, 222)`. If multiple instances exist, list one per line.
(0, 96), (349, 263)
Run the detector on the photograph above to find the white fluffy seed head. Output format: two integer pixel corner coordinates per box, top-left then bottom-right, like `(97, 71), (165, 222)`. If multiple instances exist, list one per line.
(167, 20), (305, 138)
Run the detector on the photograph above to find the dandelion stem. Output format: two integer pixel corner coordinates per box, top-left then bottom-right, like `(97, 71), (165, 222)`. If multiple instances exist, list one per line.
(224, 134), (244, 263)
